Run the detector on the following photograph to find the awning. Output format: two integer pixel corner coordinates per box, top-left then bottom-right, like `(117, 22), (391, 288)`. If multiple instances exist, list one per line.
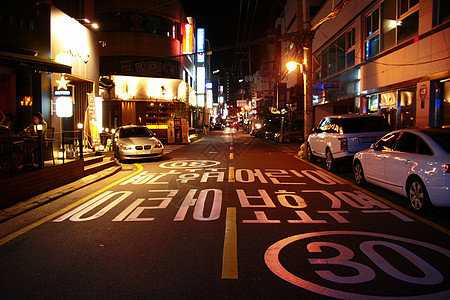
(0, 51), (71, 73)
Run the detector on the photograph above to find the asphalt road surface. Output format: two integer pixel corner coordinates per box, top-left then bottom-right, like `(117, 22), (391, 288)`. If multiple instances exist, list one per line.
(1, 129), (449, 299)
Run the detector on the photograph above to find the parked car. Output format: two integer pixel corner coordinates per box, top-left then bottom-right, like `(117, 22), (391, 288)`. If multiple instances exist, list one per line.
(113, 125), (164, 161)
(353, 128), (450, 212)
(210, 123), (225, 130)
(306, 114), (391, 171)
(274, 122), (303, 143)
(264, 120), (282, 140)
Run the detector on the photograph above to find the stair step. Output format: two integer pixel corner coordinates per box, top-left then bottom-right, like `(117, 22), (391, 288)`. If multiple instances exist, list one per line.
(83, 155), (105, 166)
(84, 159), (117, 176)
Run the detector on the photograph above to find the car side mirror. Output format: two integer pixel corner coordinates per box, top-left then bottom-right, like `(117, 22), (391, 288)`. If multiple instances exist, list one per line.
(370, 144), (374, 149)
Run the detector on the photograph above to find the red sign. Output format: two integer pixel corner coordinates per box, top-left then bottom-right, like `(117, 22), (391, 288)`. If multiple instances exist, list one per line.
(182, 23), (194, 54)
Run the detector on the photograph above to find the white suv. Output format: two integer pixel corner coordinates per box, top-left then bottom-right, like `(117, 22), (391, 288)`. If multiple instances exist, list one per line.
(306, 114), (390, 171)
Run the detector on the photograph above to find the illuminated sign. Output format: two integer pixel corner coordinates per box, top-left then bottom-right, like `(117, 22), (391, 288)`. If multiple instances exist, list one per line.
(21, 96), (33, 107)
(206, 89), (213, 109)
(197, 94), (205, 107)
(183, 23), (194, 54)
(55, 97), (73, 117)
(54, 89), (72, 97)
(197, 28), (205, 63)
(197, 67), (205, 94)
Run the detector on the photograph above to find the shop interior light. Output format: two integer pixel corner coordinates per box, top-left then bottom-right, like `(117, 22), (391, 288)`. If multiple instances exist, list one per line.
(77, 123), (84, 129)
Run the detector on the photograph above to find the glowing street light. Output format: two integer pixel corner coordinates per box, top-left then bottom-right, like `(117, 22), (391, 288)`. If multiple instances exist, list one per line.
(286, 61), (303, 73)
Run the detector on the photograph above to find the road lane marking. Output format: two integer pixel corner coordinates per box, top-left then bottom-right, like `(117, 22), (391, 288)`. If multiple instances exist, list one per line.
(229, 152), (234, 160)
(228, 167), (235, 182)
(0, 164), (144, 246)
(222, 207), (238, 279)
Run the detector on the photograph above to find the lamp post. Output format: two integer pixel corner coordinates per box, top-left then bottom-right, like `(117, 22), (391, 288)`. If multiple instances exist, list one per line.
(36, 124), (43, 169)
(286, 55), (313, 147)
(77, 123), (83, 159)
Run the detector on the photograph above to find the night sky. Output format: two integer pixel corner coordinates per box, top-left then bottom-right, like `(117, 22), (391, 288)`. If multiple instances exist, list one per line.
(180, 0), (285, 74)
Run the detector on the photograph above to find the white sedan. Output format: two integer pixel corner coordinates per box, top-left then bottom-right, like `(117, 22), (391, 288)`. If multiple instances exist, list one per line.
(353, 128), (450, 212)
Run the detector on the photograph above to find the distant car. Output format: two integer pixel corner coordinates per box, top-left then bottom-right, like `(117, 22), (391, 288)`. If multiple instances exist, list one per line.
(353, 128), (450, 212)
(306, 114), (391, 171)
(113, 125), (164, 161)
(274, 122), (303, 143)
(211, 123), (225, 130)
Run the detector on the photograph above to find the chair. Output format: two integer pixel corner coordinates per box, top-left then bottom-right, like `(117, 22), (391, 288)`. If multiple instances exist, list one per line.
(0, 126), (24, 176)
(44, 127), (55, 165)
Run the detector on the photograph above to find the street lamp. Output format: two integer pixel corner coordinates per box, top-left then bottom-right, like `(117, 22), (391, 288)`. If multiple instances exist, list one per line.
(285, 53), (313, 153)
(286, 61), (303, 73)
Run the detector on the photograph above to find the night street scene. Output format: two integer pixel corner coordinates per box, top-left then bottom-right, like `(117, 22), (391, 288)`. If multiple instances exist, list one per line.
(1, 0), (450, 299)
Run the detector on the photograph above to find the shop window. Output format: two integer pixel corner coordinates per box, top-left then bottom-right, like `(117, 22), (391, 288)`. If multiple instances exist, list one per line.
(443, 81), (450, 126)
(399, 89), (416, 128)
(367, 94), (379, 113)
(380, 92), (397, 129)
(433, 0), (450, 26)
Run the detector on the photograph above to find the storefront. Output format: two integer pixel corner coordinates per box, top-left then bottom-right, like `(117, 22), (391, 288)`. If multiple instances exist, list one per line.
(50, 6), (101, 148)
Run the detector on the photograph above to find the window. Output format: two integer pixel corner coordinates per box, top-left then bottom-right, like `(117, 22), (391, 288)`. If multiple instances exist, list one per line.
(399, 0), (419, 17)
(328, 43), (336, 75)
(375, 132), (401, 151)
(336, 34), (346, 72)
(395, 132), (419, 153)
(433, 0), (450, 26)
(365, 8), (380, 59)
(381, 0), (396, 51)
(346, 27), (355, 67)
(397, 11), (419, 44)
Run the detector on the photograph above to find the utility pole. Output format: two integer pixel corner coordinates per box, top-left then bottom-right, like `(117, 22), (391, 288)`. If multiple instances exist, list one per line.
(302, 0), (313, 144)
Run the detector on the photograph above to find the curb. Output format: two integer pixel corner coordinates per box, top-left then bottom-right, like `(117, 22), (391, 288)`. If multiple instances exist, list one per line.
(0, 165), (122, 223)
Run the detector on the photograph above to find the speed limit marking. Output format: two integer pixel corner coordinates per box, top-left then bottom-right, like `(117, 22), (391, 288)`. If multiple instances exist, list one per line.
(265, 231), (450, 299)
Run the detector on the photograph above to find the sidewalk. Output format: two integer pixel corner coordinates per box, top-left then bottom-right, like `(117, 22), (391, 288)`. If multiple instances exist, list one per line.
(0, 139), (201, 223)
(0, 164), (122, 223)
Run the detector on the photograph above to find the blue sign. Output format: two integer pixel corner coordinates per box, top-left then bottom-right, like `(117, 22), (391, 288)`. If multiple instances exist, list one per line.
(197, 28), (205, 63)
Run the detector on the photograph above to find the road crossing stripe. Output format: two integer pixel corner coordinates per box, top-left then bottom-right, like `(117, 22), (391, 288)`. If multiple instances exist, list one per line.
(222, 207), (238, 279)
(0, 164), (145, 246)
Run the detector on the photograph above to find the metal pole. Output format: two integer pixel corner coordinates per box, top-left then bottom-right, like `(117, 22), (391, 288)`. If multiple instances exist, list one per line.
(37, 129), (43, 169)
(302, 0), (314, 144)
(79, 128), (83, 159)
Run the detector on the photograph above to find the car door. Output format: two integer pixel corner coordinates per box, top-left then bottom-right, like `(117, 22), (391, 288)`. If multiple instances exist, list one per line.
(384, 132), (421, 193)
(364, 131), (401, 184)
(309, 118), (328, 157)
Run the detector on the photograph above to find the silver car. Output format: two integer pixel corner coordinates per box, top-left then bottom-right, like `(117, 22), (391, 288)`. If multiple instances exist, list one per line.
(113, 125), (164, 161)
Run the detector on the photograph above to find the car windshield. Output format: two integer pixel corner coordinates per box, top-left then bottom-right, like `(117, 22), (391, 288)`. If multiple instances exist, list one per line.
(339, 117), (390, 134)
(120, 127), (153, 138)
(422, 129), (450, 153)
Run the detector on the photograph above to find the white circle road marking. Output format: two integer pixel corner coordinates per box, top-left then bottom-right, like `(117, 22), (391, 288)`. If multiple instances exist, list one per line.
(264, 231), (450, 299)
(159, 160), (221, 169)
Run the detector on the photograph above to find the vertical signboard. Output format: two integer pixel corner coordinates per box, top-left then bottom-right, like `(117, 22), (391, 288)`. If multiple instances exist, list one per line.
(183, 23), (194, 54)
(197, 28), (205, 63)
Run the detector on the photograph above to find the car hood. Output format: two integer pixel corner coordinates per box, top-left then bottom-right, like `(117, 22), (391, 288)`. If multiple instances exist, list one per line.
(118, 137), (160, 145)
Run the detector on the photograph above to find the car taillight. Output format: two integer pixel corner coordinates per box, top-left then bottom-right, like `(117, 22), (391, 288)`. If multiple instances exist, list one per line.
(339, 138), (348, 150)
(445, 164), (450, 173)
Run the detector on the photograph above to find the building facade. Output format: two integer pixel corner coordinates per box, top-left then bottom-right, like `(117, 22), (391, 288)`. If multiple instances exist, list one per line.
(94, 0), (198, 137)
(311, 0), (449, 128)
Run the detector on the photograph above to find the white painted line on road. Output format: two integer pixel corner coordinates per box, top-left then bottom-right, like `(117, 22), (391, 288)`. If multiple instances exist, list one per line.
(0, 164), (145, 246)
(222, 207), (238, 279)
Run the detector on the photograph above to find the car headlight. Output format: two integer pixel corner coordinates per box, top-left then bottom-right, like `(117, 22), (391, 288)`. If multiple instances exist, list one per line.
(120, 145), (133, 150)
(154, 141), (163, 148)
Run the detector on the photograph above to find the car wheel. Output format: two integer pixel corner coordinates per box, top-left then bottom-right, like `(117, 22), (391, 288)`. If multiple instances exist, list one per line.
(325, 149), (337, 172)
(353, 160), (366, 186)
(408, 178), (430, 212)
(306, 144), (316, 162)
